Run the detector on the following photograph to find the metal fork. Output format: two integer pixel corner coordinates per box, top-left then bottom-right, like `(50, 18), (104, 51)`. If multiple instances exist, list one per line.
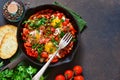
(32, 32), (73, 80)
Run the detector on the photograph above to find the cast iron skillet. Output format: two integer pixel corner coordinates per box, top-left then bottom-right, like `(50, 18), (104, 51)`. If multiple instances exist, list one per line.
(1, 4), (80, 70)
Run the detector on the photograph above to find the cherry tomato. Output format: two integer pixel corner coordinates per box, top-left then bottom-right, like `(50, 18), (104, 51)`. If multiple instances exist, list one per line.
(24, 42), (31, 47)
(64, 70), (74, 79)
(23, 28), (29, 35)
(51, 27), (55, 32)
(40, 52), (48, 58)
(73, 65), (83, 75)
(62, 19), (69, 26)
(74, 75), (84, 80)
(62, 22), (67, 26)
(69, 25), (76, 35)
(55, 74), (65, 80)
(26, 47), (38, 58)
(52, 56), (59, 63)
(44, 38), (50, 43)
(65, 19), (69, 23)
(55, 36), (59, 41)
(57, 13), (63, 19)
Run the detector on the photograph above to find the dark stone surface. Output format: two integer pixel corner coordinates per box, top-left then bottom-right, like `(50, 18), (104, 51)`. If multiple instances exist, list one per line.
(0, 0), (120, 80)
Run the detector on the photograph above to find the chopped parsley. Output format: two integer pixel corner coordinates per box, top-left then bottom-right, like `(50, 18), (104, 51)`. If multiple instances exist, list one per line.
(23, 17), (47, 29)
(54, 22), (61, 28)
(60, 31), (65, 38)
(32, 44), (44, 54)
(51, 38), (59, 47)
(0, 65), (37, 80)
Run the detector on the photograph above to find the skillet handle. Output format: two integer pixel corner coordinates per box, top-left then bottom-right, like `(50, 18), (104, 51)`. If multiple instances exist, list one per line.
(0, 53), (25, 71)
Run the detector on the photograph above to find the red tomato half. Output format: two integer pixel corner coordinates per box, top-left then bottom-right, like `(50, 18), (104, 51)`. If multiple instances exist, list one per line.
(57, 13), (63, 19)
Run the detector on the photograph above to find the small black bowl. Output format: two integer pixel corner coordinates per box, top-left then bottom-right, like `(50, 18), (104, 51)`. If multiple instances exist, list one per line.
(17, 4), (80, 67)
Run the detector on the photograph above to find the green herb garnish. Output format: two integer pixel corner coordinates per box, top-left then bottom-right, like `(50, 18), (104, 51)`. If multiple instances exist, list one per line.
(35, 17), (47, 27)
(32, 44), (44, 54)
(23, 17), (48, 29)
(37, 44), (44, 54)
(0, 65), (37, 80)
(40, 76), (46, 80)
(37, 47), (44, 54)
(50, 48), (54, 53)
(60, 31), (65, 38)
(51, 38), (59, 47)
(32, 44), (38, 49)
(54, 22), (61, 28)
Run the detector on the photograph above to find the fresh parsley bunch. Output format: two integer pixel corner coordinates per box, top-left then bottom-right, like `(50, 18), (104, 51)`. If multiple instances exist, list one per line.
(0, 65), (37, 80)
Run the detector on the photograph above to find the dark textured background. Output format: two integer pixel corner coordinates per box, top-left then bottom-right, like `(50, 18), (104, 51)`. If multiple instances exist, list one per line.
(0, 0), (120, 80)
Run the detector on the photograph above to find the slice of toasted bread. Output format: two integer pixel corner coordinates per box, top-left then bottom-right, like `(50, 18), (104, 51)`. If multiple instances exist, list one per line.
(0, 25), (17, 45)
(0, 32), (18, 59)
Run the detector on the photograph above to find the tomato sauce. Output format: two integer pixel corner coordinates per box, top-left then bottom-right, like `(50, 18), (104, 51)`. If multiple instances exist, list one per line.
(22, 9), (76, 63)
